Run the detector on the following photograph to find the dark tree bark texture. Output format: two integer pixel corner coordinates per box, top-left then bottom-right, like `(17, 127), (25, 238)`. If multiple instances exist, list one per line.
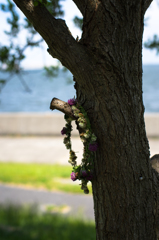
(13, 0), (158, 239)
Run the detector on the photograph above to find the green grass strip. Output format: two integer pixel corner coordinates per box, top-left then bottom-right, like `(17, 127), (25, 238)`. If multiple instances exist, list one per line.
(0, 204), (95, 240)
(0, 162), (92, 194)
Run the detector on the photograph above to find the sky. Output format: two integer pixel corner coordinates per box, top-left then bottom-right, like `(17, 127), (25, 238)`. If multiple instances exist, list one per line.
(0, 0), (159, 69)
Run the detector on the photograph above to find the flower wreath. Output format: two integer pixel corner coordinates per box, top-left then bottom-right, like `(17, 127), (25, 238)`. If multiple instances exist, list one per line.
(61, 98), (98, 194)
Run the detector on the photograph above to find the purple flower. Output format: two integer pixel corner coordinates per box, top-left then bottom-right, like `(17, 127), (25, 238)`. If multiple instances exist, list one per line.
(87, 172), (93, 181)
(71, 172), (77, 181)
(68, 98), (77, 106)
(88, 142), (98, 152)
(61, 127), (67, 135)
(81, 170), (87, 178)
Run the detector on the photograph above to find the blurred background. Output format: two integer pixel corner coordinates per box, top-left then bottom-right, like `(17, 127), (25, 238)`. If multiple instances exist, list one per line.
(0, 0), (159, 239)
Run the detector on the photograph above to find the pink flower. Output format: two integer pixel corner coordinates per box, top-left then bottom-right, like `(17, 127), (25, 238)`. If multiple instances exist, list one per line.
(71, 172), (77, 181)
(68, 98), (77, 106)
(88, 142), (98, 152)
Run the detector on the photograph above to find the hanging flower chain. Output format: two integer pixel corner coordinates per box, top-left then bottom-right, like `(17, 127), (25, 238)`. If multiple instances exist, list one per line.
(61, 98), (98, 194)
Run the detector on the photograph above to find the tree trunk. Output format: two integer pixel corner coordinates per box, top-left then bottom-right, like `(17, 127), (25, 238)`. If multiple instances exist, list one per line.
(73, 2), (156, 239)
(74, 55), (156, 238)
(13, 0), (158, 239)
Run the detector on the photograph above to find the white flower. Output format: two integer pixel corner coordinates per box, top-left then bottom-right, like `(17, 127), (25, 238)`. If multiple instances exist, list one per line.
(81, 138), (86, 143)
(91, 133), (97, 141)
(84, 130), (91, 139)
(72, 106), (78, 111)
(73, 112), (80, 117)
(79, 122), (86, 129)
(78, 117), (86, 123)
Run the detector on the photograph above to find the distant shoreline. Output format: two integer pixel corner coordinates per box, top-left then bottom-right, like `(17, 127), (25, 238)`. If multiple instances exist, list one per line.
(1, 64), (158, 72)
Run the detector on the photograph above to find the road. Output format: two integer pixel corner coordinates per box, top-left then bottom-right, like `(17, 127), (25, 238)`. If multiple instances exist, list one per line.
(0, 184), (94, 220)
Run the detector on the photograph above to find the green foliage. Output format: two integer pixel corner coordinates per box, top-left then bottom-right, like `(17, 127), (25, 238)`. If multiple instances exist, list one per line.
(144, 34), (159, 54)
(0, 1), (40, 91)
(1, 0), (19, 37)
(0, 0), (44, 74)
(44, 64), (72, 83)
(0, 46), (10, 63)
(0, 0), (82, 92)
(44, 65), (60, 78)
(0, 0), (64, 91)
(0, 79), (6, 90)
(0, 205), (95, 240)
(73, 16), (83, 30)
(33, 0), (64, 16)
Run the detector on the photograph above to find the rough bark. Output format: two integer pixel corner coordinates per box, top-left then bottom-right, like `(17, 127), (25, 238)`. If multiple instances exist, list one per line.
(72, 0), (96, 16)
(76, 1), (156, 239)
(151, 155), (159, 240)
(12, 0), (158, 239)
(152, 172), (159, 239)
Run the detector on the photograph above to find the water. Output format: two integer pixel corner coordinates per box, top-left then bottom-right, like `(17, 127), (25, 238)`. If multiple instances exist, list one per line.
(0, 70), (75, 113)
(143, 65), (159, 112)
(0, 65), (159, 113)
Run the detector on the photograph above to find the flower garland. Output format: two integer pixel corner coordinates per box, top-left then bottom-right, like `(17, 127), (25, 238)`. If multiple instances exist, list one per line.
(61, 98), (98, 194)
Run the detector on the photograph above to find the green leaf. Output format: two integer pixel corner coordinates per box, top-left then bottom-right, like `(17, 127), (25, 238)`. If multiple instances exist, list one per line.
(44, 65), (59, 78)
(0, 79), (6, 84)
(0, 4), (6, 11)
(33, 0), (39, 6)
(0, 46), (10, 62)
(73, 16), (83, 30)
(144, 35), (159, 54)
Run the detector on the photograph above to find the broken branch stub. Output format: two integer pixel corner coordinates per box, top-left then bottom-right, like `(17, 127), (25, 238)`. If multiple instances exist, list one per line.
(50, 97), (76, 119)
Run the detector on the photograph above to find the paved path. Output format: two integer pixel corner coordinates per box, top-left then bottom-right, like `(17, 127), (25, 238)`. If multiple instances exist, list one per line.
(0, 136), (83, 165)
(0, 136), (158, 164)
(0, 184), (94, 220)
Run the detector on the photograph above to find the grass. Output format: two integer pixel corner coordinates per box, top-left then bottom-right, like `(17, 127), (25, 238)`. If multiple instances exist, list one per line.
(0, 204), (96, 240)
(0, 162), (92, 194)
(44, 204), (70, 213)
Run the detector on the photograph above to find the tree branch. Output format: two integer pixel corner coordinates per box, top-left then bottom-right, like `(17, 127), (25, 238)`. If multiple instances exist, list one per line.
(143, 0), (154, 13)
(72, 0), (96, 16)
(72, 0), (86, 15)
(12, 0), (87, 73)
(50, 98), (76, 119)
